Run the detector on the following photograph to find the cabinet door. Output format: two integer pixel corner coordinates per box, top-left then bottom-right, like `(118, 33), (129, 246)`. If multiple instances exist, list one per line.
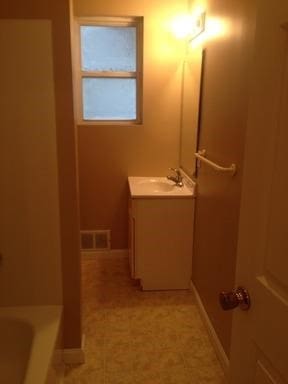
(128, 199), (136, 278)
(135, 198), (194, 290)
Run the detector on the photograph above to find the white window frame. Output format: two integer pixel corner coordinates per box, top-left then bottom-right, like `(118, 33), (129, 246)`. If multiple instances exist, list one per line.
(73, 16), (143, 125)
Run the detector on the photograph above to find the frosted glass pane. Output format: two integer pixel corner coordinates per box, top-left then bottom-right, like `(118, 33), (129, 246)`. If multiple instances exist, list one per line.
(80, 26), (136, 71)
(82, 78), (136, 120)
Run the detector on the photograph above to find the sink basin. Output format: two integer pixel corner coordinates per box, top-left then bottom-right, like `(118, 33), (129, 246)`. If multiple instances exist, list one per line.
(138, 179), (175, 193)
(128, 177), (194, 197)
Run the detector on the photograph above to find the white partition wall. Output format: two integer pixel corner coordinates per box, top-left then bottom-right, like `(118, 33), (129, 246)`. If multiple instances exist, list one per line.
(0, 20), (62, 305)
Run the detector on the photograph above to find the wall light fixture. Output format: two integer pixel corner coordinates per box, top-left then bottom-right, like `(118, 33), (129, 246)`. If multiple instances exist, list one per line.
(190, 12), (206, 40)
(171, 11), (206, 41)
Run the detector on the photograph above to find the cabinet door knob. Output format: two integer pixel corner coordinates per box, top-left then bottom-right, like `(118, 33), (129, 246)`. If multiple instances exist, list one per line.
(219, 286), (250, 311)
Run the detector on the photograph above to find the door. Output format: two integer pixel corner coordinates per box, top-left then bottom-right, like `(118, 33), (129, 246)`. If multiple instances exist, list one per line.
(128, 197), (136, 278)
(229, 0), (288, 383)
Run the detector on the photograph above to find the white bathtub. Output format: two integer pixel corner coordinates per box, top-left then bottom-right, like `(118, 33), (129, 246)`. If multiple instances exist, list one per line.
(0, 306), (62, 384)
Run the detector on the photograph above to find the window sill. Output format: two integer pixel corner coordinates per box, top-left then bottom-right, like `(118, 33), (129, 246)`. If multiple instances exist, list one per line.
(76, 120), (143, 127)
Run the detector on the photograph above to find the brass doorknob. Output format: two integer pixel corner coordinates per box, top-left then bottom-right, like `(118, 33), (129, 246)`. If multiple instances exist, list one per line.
(219, 286), (250, 311)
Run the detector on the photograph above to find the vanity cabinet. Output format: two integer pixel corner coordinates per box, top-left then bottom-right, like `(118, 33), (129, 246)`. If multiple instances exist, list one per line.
(128, 193), (194, 290)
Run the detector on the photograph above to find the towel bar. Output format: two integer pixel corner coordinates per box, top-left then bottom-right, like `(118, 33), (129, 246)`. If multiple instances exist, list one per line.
(195, 149), (236, 176)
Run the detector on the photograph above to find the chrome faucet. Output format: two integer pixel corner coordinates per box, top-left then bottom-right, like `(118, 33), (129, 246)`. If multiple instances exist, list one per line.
(167, 168), (183, 187)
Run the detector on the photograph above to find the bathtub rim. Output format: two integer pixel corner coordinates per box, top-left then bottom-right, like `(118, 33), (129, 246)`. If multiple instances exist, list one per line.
(0, 305), (62, 384)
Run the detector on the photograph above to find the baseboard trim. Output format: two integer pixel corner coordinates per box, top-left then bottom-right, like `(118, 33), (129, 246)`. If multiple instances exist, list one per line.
(62, 335), (85, 364)
(81, 249), (128, 259)
(190, 281), (230, 377)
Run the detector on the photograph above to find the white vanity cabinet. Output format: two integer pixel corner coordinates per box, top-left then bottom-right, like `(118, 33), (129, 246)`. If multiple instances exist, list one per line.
(128, 177), (195, 290)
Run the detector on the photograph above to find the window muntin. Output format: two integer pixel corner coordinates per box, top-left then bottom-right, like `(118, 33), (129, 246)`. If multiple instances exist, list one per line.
(76, 17), (142, 124)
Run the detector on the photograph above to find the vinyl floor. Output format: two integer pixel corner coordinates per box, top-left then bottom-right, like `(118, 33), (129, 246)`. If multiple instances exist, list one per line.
(64, 255), (226, 384)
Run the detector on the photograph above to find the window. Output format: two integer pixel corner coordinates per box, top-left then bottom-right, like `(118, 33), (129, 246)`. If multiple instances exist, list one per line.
(75, 17), (143, 124)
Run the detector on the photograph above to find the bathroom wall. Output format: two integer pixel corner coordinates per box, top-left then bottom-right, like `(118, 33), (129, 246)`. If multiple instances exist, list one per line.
(0, 1), (81, 349)
(190, 0), (256, 356)
(73, 0), (188, 249)
(0, 19), (62, 305)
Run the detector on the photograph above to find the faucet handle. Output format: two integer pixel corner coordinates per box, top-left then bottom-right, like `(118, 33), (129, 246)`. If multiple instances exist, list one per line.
(167, 168), (183, 187)
(169, 167), (181, 175)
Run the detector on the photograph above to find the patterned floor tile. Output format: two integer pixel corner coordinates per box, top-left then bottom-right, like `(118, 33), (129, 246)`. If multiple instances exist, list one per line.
(64, 363), (105, 383)
(105, 370), (135, 384)
(63, 256), (226, 384)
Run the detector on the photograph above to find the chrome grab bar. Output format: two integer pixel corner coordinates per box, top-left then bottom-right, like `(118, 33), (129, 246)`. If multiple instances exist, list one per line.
(195, 149), (237, 176)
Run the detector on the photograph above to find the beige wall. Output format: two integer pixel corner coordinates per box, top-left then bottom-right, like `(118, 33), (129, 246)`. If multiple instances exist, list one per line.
(191, 0), (256, 356)
(0, 1), (82, 349)
(0, 20), (62, 305)
(73, 0), (188, 249)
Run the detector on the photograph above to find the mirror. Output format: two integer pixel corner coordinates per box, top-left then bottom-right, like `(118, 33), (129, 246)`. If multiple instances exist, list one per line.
(179, 47), (203, 179)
